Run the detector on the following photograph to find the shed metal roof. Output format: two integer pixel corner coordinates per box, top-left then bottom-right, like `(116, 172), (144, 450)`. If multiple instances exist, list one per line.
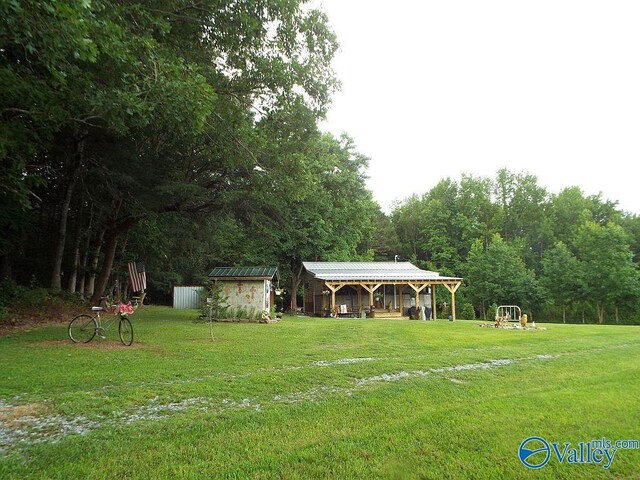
(209, 266), (278, 279)
(302, 262), (462, 282)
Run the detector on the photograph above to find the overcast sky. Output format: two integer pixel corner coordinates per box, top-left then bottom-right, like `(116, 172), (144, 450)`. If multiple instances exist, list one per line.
(317, 0), (640, 214)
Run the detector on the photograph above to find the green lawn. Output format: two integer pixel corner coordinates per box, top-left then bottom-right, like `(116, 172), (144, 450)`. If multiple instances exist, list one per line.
(1, 307), (639, 479)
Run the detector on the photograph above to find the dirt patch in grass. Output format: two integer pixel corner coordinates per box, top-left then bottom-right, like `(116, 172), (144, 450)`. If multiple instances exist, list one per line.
(0, 401), (48, 427)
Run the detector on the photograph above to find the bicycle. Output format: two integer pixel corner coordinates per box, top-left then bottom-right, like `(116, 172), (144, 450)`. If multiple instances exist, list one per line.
(68, 298), (138, 346)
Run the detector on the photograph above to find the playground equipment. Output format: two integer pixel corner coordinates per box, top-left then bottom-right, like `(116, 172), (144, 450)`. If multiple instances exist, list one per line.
(495, 305), (521, 327)
(480, 305), (543, 330)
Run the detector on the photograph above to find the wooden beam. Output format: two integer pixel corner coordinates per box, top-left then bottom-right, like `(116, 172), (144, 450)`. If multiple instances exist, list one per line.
(442, 282), (461, 294)
(325, 283), (345, 316)
(360, 283), (382, 308)
(451, 290), (456, 321)
(325, 283), (345, 292)
(442, 282), (461, 320)
(331, 290), (336, 314)
(360, 283), (382, 293)
(432, 286), (437, 320)
(408, 283), (429, 309)
(407, 283), (429, 293)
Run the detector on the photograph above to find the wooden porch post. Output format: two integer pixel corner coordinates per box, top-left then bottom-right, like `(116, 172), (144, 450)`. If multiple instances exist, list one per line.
(321, 284), (326, 312)
(357, 286), (362, 315)
(325, 283), (345, 316)
(408, 283), (429, 309)
(360, 283), (382, 310)
(443, 283), (461, 320)
(432, 285), (437, 320)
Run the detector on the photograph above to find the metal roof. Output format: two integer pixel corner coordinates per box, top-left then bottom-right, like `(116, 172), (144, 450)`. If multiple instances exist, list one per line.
(208, 266), (279, 279)
(302, 262), (462, 282)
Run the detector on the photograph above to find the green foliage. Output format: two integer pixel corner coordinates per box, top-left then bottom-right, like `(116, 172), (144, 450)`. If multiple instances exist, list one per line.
(388, 169), (640, 323)
(1, 0), (367, 307)
(540, 242), (583, 322)
(572, 221), (640, 323)
(0, 280), (54, 309)
(464, 234), (539, 318)
(197, 281), (230, 322)
(460, 303), (475, 320)
(4, 0), (640, 326)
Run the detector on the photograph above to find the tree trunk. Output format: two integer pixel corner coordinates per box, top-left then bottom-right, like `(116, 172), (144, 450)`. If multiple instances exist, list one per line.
(77, 250), (87, 296)
(597, 302), (604, 324)
(51, 138), (85, 291)
(290, 262), (303, 312)
(89, 216), (140, 305)
(614, 305), (619, 324)
(562, 302), (566, 324)
(66, 223), (82, 293)
(77, 204), (94, 296)
(85, 229), (105, 298)
(90, 233), (118, 305)
(0, 255), (11, 281)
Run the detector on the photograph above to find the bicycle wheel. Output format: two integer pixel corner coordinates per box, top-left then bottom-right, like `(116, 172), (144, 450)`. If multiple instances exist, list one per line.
(119, 317), (133, 346)
(68, 314), (98, 343)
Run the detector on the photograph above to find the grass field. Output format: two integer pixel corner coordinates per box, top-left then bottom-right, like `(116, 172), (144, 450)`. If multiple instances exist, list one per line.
(1, 307), (639, 479)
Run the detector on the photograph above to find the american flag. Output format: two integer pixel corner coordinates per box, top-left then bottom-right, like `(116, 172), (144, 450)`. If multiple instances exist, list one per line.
(128, 261), (147, 293)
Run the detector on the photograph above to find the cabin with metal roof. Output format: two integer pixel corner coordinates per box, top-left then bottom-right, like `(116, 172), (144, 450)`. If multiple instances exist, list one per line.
(302, 262), (462, 319)
(209, 266), (279, 314)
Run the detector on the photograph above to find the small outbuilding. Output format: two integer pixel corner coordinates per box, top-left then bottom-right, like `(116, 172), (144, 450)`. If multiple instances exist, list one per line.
(302, 262), (462, 319)
(209, 266), (279, 313)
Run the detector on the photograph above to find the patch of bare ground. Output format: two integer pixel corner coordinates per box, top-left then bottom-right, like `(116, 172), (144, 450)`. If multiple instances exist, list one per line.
(0, 402), (48, 427)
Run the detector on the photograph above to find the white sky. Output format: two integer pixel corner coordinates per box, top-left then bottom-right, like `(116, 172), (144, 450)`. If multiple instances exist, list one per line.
(318, 1), (640, 214)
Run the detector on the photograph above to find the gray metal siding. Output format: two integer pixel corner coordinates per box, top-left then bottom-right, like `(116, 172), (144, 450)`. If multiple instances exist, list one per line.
(173, 286), (204, 309)
(302, 261), (460, 281)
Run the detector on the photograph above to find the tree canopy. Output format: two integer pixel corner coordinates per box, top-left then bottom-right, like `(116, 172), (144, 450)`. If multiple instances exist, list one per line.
(389, 173), (640, 324)
(2, 2), (639, 324)
(1, 0), (376, 306)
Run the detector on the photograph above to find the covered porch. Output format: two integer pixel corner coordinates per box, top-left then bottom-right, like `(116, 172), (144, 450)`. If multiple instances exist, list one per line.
(302, 262), (462, 319)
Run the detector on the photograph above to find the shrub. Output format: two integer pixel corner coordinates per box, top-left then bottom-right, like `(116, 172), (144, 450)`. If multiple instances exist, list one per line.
(0, 280), (28, 307)
(0, 281), (89, 327)
(197, 281), (230, 322)
(460, 303), (475, 320)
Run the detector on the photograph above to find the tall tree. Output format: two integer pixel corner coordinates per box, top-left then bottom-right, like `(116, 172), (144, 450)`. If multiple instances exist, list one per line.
(540, 242), (583, 323)
(573, 221), (639, 323)
(493, 169), (552, 267)
(465, 234), (539, 319)
(2, 0), (343, 303)
(390, 195), (423, 262)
